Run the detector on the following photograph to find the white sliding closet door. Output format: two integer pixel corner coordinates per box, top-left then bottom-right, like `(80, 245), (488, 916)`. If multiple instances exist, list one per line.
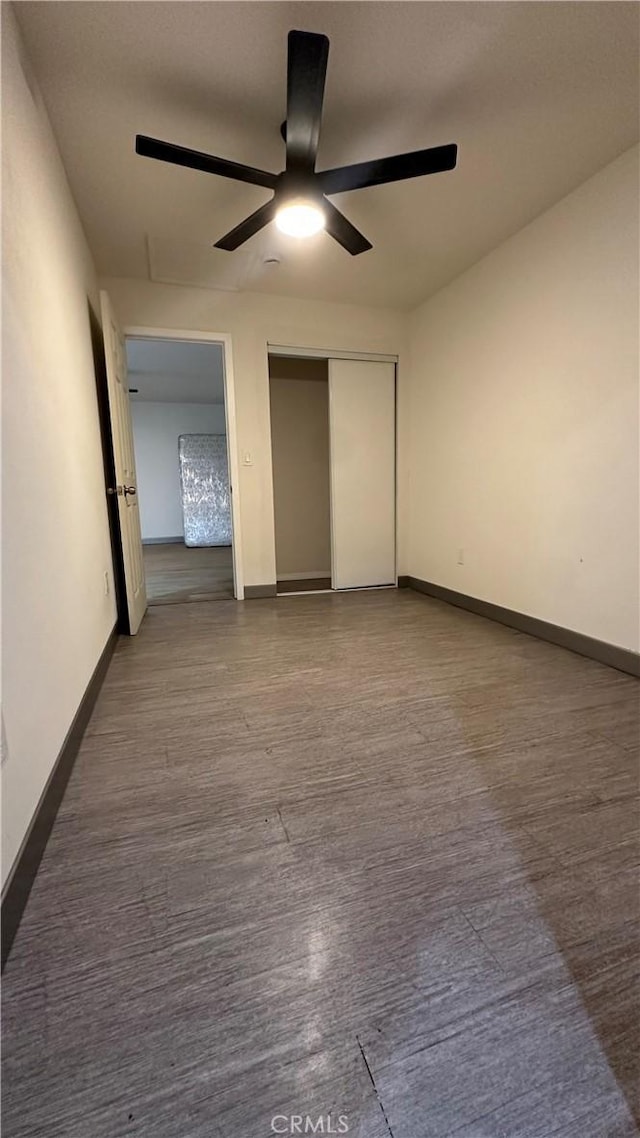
(329, 359), (396, 589)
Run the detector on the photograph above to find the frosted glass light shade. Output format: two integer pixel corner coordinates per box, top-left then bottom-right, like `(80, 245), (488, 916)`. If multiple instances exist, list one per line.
(275, 200), (325, 238)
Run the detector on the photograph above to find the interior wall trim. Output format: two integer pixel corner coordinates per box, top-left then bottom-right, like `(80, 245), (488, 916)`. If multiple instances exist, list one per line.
(277, 578), (332, 594)
(407, 577), (640, 677)
(142, 536), (183, 545)
(1, 626), (119, 970)
(244, 584), (277, 599)
(267, 344), (399, 363)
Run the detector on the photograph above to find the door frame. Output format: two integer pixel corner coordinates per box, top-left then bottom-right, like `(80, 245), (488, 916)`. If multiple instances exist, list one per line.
(267, 344), (400, 591)
(268, 345), (397, 364)
(123, 326), (245, 600)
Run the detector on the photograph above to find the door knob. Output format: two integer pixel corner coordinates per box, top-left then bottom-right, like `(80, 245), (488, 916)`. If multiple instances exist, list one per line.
(107, 485), (124, 496)
(123, 485), (137, 497)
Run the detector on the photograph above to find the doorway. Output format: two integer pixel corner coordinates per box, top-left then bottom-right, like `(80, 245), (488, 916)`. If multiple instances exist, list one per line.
(269, 354), (332, 594)
(127, 336), (235, 606)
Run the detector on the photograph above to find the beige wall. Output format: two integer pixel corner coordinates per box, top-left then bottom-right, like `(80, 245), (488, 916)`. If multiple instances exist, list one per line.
(2, 9), (117, 887)
(100, 278), (409, 586)
(405, 146), (639, 652)
(269, 358), (330, 579)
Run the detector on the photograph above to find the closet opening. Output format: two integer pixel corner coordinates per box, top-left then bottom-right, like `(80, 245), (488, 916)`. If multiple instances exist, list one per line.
(268, 354), (332, 595)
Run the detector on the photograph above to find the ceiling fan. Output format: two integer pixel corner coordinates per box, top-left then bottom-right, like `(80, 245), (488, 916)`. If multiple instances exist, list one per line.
(136, 30), (458, 256)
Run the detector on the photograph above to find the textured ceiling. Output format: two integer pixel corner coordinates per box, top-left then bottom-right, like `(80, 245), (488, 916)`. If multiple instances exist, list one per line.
(16, 1), (639, 310)
(126, 338), (225, 403)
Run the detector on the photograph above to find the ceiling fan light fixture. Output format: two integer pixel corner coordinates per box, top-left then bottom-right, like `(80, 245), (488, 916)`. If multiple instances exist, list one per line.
(136, 31), (458, 255)
(275, 199), (325, 238)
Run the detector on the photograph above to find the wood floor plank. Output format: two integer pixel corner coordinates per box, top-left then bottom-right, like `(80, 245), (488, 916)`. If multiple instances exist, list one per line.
(143, 542), (234, 605)
(2, 589), (638, 1137)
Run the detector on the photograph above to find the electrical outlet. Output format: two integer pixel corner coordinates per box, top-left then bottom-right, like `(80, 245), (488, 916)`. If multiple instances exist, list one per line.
(104, 570), (110, 596)
(457, 548), (464, 566)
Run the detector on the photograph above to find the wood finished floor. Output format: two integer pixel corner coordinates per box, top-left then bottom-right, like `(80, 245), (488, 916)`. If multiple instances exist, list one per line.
(143, 542), (234, 605)
(2, 589), (639, 1138)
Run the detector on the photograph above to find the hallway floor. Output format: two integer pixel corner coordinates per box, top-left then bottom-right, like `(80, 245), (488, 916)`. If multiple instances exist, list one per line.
(2, 590), (639, 1137)
(143, 542), (234, 605)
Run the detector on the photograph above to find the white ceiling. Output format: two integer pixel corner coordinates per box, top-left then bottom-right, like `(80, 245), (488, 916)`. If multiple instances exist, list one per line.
(126, 338), (225, 403)
(16, 2), (639, 310)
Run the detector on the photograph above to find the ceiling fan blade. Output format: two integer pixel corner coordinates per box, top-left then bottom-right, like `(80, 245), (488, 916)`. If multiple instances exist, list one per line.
(285, 30), (329, 172)
(136, 135), (278, 190)
(214, 199), (277, 251)
(320, 143), (458, 195)
(323, 199), (372, 256)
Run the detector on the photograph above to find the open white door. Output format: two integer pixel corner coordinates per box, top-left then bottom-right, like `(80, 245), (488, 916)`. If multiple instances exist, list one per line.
(329, 359), (396, 590)
(100, 291), (147, 634)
